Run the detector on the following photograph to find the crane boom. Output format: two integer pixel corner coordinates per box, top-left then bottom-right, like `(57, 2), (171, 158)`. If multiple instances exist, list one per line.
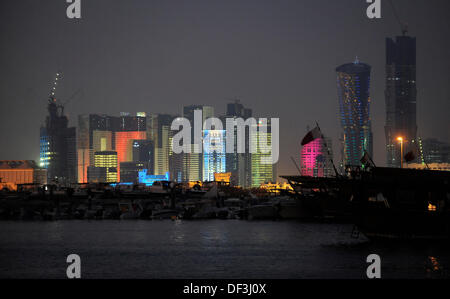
(388, 0), (408, 35)
(49, 71), (62, 102)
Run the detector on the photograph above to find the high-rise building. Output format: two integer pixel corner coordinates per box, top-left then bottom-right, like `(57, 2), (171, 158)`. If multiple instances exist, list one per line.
(250, 119), (277, 187)
(181, 144), (202, 182)
(183, 105), (215, 125)
(78, 113), (147, 182)
(115, 131), (146, 181)
(336, 59), (373, 167)
(421, 138), (450, 164)
(40, 97), (77, 184)
(119, 161), (146, 184)
(87, 151), (118, 183)
(147, 114), (177, 177)
(182, 105), (215, 182)
(223, 100), (252, 188)
(226, 100), (252, 119)
(77, 114), (115, 183)
(385, 34), (417, 168)
(300, 136), (334, 177)
(116, 112), (147, 132)
(132, 139), (154, 173)
(203, 130), (226, 181)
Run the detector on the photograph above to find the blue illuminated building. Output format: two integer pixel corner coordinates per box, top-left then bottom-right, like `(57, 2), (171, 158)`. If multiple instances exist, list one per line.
(39, 133), (50, 169)
(336, 58), (373, 167)
(138, 170), (170, 186)
(203, 130), (226, 181)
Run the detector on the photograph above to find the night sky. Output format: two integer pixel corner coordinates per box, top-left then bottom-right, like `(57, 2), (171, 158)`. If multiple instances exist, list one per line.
(1, 0), (449, 176)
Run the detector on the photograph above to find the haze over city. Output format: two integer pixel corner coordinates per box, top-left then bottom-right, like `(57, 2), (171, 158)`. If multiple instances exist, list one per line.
(1, 0), (449, 176)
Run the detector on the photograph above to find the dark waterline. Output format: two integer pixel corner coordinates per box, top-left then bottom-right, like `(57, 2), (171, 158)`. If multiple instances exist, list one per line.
(0, 220), (448, 279)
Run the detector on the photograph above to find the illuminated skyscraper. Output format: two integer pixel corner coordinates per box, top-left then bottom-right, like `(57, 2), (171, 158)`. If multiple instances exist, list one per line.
(385, 35), (417, 167)
(336, 59), (373, 167)
(115, 131), (146, 181)
(300, 136), (334, 177)
(132, 140), (154, 173)
(77, 114), (115, 183)
(87, 151), (118, 183)
(250, 119), (276, 187)
(182, 105), (215, 182)
(120, 161), (146, 183)
(147, 114), (177, 177)
(93, 131), (113, 152)
(203, 130), (226, 181)
(224, 100), (252, 188)
(116, 112), (147, 132)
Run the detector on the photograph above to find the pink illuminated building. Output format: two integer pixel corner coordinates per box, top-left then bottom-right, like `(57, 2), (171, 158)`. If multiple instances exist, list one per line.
(300, 137), (334, 177)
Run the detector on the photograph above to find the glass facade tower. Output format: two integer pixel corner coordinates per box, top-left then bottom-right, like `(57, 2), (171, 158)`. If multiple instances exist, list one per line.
(336, 59), (373, 167)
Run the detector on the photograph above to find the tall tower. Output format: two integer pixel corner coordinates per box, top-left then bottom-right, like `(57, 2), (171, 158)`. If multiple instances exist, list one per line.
(336, 59), (373, 167)
(181, 105), (215, 182)
(147, 113), (177, 177)
(385, 34), (417, 167)
(77, 114), (115, 183)
(203, 130), (226, 182)
(114, 112), (147, 181)
(250, 119), (277, 187)
(39, 72), (77, 184)
(223, 100), (252, 188)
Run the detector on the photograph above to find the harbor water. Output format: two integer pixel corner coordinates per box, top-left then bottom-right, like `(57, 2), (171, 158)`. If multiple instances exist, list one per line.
(0, 220), (448, 279)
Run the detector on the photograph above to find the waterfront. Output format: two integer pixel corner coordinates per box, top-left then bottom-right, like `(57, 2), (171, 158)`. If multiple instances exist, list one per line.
(0, 220), (448, 279)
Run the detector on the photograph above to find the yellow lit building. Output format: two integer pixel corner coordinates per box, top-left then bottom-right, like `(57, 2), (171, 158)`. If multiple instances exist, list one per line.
(89, 151), (118, 183)
(260, 182), (293, 193)
(214, 172), (231, 184)
(250, 120), (277, 187)
(406, 163), (450, 172)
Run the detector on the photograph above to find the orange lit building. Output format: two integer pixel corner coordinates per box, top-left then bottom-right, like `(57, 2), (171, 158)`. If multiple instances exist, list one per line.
(214, 172), (232, 184)
(0, 160), (47, 191)
(115, 131), (146, 181)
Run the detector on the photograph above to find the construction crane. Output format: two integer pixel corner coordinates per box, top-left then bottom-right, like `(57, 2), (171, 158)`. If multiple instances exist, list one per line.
(47, 71), (67, 117)
(49, 71), (62, 102)
(47, 70), (83, 118)
(388, 0), (408, 35)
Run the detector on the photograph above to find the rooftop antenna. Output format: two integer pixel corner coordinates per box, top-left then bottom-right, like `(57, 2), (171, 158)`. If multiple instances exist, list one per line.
(388, 0), (408, 35)
(354, 56), (360, 64)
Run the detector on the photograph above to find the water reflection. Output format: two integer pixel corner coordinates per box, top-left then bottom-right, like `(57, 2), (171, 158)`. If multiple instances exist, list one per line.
(0, 221), (449, 279)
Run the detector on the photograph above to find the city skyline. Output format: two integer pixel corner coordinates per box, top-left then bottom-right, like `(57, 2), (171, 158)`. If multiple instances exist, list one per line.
(1, 0), (450, 176)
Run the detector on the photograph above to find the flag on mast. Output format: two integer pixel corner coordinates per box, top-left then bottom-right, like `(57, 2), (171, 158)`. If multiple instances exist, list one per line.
(301, 126), (321, 146)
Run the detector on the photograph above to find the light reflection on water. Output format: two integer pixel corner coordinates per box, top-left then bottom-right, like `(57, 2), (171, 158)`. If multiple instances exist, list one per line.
(0, 220), (448, 279)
